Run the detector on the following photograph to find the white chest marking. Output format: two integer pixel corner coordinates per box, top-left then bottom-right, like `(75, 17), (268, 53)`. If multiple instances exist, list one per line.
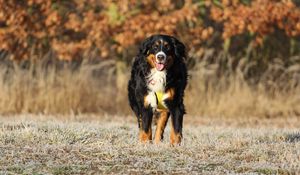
(146, 68), (166, 93)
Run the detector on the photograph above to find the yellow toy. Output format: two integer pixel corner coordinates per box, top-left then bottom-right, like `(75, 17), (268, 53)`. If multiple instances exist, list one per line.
(155, 92), (167, 110)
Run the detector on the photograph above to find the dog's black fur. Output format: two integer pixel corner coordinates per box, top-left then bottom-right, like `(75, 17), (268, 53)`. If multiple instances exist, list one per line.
(128, 34), (187, 143)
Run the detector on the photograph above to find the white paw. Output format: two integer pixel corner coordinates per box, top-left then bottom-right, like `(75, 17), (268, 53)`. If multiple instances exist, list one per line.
(145, 92), (157, 109)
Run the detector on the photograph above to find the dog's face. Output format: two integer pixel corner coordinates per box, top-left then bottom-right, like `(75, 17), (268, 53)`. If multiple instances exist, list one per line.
(140, 35), (185, 71)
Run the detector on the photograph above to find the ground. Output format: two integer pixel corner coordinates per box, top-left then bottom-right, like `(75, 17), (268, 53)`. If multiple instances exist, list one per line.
(0, 115), (299, 174)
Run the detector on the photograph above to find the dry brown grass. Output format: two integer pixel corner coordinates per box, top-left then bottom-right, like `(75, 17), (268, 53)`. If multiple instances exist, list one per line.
(0, 55), (299, 118)
(186, 75), (300, 118)
(0, 115), (299, 174)
(185, 53), (300, 118)
(0, 59), (128, 115)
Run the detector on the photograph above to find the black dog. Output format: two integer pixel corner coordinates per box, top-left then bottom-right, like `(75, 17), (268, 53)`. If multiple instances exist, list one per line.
(128, 34), (187, 145)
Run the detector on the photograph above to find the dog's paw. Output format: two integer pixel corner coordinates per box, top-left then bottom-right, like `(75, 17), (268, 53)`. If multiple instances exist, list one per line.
(144, 92), (157, 109)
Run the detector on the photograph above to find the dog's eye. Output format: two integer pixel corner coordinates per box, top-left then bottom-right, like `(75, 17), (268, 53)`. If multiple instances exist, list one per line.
(153, 45), (159, 50)
(165, 45), (170, 50)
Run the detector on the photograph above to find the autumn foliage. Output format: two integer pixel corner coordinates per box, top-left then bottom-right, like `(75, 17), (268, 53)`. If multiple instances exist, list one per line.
(210, 0), (300, 44)
(0, 0), (299, 61)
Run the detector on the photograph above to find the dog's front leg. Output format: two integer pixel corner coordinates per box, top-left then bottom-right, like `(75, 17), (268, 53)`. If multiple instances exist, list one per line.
(139, 106), (153, 143)
(169, 105), (184, 146)
(154, 111), (169, 144)
(162, 88), (184, 145)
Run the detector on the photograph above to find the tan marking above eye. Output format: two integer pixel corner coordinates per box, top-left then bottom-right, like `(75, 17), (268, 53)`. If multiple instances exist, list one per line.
(152, 43), (159, 49)
(154, 41), (160, 46)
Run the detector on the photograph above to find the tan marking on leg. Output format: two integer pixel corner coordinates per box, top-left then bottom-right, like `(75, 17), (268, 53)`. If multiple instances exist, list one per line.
(170, 122), (182, 146)
(139, 128), (152, 143)
(138, 115), (152, 143)
(154, 111), (169, 144)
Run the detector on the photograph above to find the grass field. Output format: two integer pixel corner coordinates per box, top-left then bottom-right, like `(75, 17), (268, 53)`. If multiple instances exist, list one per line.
(0, 115), (299, 174)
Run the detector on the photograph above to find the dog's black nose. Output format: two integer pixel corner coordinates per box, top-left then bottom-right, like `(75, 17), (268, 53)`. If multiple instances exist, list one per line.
(157, 54), (165, 61)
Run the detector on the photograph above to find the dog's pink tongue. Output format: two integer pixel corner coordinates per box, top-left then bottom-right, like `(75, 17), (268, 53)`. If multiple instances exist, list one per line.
(155, 63), (165, 71)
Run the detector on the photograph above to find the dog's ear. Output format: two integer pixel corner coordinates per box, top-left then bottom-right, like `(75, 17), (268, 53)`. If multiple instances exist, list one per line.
(139, 35), (154, 55)
(171, 37), (186, 60)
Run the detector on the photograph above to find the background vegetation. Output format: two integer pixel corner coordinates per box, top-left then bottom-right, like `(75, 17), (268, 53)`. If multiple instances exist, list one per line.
(0, 0), (299, 117)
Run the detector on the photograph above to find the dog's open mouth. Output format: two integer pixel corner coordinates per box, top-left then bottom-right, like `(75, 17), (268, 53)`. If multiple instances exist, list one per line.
(155, 62), (165, 71)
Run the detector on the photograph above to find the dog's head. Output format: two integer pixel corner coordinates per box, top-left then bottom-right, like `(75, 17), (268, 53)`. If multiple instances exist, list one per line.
(139, 34), (186, 71)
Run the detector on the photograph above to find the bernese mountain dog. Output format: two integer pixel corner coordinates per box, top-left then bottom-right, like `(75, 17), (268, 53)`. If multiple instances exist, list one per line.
(128, 34), (187, 145)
